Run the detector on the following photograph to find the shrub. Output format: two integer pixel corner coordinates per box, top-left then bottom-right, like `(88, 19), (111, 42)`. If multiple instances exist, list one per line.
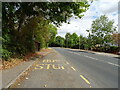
(2, 49), (12, 60)
(107, 46), (119, 53)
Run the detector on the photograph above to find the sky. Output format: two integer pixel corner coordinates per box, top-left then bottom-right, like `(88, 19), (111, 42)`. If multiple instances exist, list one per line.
(57, 0), (120, 37)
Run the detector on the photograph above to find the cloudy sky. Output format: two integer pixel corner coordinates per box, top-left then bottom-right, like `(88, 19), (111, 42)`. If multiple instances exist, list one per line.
(57, 0), (120, 37)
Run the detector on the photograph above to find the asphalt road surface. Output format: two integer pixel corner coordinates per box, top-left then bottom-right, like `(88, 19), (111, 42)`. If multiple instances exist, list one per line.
(14, 47), (119, 88)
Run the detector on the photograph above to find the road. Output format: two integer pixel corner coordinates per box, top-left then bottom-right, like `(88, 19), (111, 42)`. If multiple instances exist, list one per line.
(53, 47), (119, 88)
(13, 47), (119, 88)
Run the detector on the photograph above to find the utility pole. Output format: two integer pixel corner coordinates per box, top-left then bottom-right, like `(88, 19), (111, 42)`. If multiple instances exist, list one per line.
(67, 38), (68, 48)
(79, 35), (80, 49)
(79, 26), (80, 50)
(62, 40), (63, 48)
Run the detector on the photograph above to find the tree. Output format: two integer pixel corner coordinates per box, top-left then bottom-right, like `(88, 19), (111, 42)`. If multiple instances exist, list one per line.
(87, 15), (117, 51)
(65, 33), (71, 48)
(3, 2), (90, 32)
(70, 33), (78, 48)
(48, 24), (57, 47)
(34, 17), (51, 48)
(78, 35), (88, 49)
(2, 2), (90, 60)
(55, 36), (65, 47)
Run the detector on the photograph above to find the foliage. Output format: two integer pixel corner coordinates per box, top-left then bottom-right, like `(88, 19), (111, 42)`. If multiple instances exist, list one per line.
(108, 46), (119, 53)
(51, 30), (119, 53)
(86, 15), (117, 51)
(49, 15), (118, 54)
(65, 33), (71, 48)
(2, 2), (89, 60)
(2, 49), (12, 60)
(70, 33), (78, 48)
(34, 17), (50, 48)
(54, 36), (65, 47)
(2, 2), (89, 32)
(48, 24), (57, 47)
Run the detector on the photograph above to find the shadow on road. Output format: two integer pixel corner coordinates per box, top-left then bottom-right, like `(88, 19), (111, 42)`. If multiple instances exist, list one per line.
(114, 57), (120, 59)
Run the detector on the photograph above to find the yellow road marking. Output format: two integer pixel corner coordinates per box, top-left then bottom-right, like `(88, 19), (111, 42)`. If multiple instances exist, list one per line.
(43, 59), (58, 63)
(80, 75), (90, 85)
(61, 66), (65, 69)
(71, 67), (76, 71)
(34, 67), (40, 69)
(34, 64), (65, 70)
(34, 64), (44, 69)
(43, 60), (46, 62)
(47, 60), (51, 62)
(53, 60), (58, 62)
(43, 59), (52, 62)
(52, 65), (61, 69)
(66, 62), (69, 64)
(46, 64), (51, 69)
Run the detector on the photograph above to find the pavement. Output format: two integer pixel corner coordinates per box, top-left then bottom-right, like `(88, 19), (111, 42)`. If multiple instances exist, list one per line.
(2, 60), (36, 88)
(9, 47), (119, 88)
(2, 50), (51, 89)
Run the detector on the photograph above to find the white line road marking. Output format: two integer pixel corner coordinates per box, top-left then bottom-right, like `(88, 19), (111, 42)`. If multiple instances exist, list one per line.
(107, 62), (120, 67)
(69, 51), (119, 67)
(83, 55), (100, 61)
(84, 55), (119, 67)
(69, 52), (73, 54)
(69, 51), (81, 56)
(75, 53), (80, 55)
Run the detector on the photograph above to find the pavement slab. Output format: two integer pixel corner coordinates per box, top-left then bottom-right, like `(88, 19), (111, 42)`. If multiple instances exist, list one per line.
(2, 60), (35, 88)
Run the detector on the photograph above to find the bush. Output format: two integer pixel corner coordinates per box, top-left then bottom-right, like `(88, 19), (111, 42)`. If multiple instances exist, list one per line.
(107, 46), (119, 53)
(2, 49), (12, 60)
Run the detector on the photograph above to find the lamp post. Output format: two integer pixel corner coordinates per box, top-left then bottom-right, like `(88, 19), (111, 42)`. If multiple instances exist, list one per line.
(79, 27), (81, 50)
(79, 35), (80, 50)
(67, 38), (68, 48)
